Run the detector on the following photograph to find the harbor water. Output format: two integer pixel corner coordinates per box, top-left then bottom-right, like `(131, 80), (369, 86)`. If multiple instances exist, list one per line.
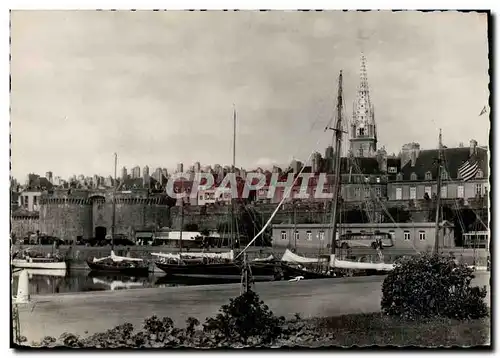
(11, 269), (242, 295)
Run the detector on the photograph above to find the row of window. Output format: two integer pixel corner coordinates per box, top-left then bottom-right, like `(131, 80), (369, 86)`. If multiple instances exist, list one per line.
(395, 184), (485, 200)
(280, 230), (325, 241)
(398, 169), (483, 181)
(19, 195), (37, 207)
(280, 230), (426, 241)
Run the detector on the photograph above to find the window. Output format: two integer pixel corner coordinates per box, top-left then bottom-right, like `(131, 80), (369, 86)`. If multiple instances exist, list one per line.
(358, 148), (364, 157)
(354, 187), (360, 198)
(424, 186), (432, 198)
(410, 173), (417, 181)
(441, 171), (448, 180)
(359, 128), (365, 136)
(388, 167), (397, 174)
(457, 185), (464, 198)
(419, 231), (426, 241)
(476, 169), (483, 179)
(364, 187), (370, 198)
(33, 196), (37, 205)
(475, 184), (482, 195)
(425, 171), (432, 180)
(404, 231), (411, 241)
(375, 187), (381, 197)
(376, 177), (380, 183)
(294, 231), (299, 241)
(306, 231), (312, 241)
(441, 185), (447, 198)
(396, 187), (402, 200)
(389, 231), (395, 239)
(319, 231), (325, 241)
(396, 173), (403, 181)
(410, 187), (417, 200)
(280, 231), (287, 240)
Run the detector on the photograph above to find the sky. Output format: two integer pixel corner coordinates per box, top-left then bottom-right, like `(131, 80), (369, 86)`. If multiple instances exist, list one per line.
(10, 10), (490, 181)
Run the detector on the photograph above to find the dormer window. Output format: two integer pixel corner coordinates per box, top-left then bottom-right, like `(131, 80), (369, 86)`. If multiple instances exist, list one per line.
(425, 171), (432, 180)
(441, 171), (449, 180)
(359, 128), (365, 136)
(476, 169), (483, 179)
(410, 173), (417, 181)
(396, 173), (403, 181)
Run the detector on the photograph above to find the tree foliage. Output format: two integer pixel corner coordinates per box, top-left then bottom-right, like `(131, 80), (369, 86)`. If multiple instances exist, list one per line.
(203, 290), (284, 345)
(24, 290), (287, 348)
(381, 254), (488, 320)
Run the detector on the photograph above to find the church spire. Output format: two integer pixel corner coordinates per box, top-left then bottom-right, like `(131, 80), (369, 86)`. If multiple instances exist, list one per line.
(349, 53), (377, 158)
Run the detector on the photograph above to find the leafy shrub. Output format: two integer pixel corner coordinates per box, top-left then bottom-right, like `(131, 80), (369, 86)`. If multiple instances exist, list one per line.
(28, 290), (287, 348)
(203, 290), (285, 346)
(381, 253), (488, 320)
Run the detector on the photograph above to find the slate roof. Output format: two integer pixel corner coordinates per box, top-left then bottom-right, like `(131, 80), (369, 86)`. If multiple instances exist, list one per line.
(398, 147), (488, 181)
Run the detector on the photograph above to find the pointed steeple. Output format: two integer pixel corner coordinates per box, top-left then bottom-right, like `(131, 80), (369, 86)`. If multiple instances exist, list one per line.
(350, 53), (377, 158)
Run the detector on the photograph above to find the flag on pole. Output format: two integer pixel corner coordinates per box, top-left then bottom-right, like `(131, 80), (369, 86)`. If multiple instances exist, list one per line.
(458, 156), (480, 182)
(479, 105), (488, 116)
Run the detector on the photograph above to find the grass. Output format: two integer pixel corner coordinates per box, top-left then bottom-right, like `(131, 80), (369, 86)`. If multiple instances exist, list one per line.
(300, 312), (491, 347)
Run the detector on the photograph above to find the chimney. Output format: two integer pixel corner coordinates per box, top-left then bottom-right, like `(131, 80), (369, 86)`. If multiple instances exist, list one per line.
(376, 147), (387, 172)
(469, 139), (478, 156)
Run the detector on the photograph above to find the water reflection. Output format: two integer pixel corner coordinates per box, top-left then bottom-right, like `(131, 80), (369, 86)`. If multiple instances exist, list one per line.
(11, 269), (243, 295)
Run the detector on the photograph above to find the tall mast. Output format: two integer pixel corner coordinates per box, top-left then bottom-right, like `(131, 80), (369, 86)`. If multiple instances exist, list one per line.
(327, 70), (345, 255)
(230, 106), (236, 250)
(111, 153), (117, 251)
(434, 129), (443, 254)
(179, 179), (184, 253)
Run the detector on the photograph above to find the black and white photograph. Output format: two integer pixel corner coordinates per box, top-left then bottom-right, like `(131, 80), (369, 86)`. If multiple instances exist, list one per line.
(9, 8), (491, 349)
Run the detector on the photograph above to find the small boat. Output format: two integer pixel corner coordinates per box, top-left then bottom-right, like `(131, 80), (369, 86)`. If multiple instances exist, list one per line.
(12, 257), (67, 270)
(86, 251), (150, 276)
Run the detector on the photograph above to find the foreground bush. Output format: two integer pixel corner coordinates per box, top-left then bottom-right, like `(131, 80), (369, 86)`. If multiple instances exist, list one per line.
(381, 253), (488, 320)
(203, 290), (285, 346)
(23, 290), (287, 348)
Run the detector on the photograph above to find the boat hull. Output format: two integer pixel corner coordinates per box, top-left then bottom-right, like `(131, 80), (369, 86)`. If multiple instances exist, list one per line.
(12, 268), (67, 277)
(86, 261), (150, 276)
(280, 263), (334, 280)
(12, 259), (67, 270)
(155, 261), (279, 281)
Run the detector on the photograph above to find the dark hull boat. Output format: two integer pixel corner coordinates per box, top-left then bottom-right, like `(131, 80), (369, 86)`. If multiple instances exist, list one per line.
(279, 262), (335, 280)
(155, 261), (280, 281)
(86, 259), (150, 276)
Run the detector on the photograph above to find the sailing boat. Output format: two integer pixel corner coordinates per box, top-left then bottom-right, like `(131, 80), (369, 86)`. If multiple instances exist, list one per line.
(278, 70), (395, 276)
(154, 107), (278, 280)
(86, 153), (150, 275)
(279, 70), (346, 279)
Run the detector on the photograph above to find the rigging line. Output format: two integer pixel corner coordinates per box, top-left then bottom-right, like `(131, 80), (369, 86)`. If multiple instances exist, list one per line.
(236, 149), (321, 259)
(235, 102), (331, 258)
(440, 154), (479, 232)
(236, 139), (329, 257)
(441, 155), (488, 231)
(349, 157), (420, 254)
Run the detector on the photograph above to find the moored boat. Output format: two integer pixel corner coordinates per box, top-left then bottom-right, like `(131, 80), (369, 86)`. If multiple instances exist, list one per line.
(86, 251), (150, 275)
(11, 257), (67, 270)
(155, 257), (279, 281)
